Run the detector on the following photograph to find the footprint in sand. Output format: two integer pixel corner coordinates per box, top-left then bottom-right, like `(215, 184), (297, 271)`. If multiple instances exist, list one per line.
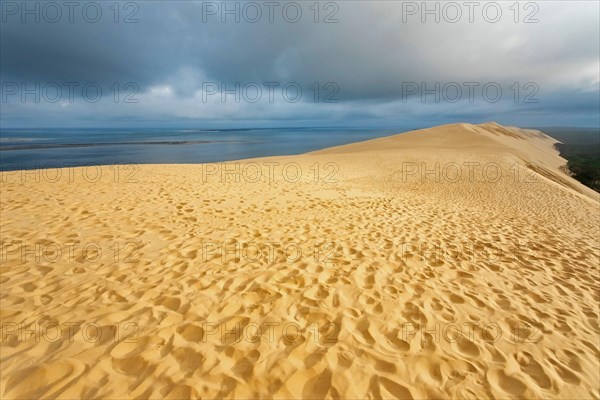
(514, 351), (552, 389)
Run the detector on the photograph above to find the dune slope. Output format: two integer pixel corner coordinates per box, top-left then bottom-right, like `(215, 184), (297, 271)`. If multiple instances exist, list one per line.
(1, 123), (599, 399)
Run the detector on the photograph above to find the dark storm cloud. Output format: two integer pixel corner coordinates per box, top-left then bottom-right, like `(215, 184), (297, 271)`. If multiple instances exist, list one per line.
(0, 1), (598, 127)
(0, 3), (181, 86)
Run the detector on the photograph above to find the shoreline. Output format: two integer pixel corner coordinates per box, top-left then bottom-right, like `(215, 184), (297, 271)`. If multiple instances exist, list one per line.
(2, 125), (597, 197)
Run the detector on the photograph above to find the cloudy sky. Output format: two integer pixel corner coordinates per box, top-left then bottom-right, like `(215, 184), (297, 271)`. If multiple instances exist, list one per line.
(1, 0), (598, 128)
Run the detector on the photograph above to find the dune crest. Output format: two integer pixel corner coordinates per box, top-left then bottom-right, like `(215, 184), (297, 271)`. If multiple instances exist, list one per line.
(1, 123), (598, 399)
(315, 122), (597, 200)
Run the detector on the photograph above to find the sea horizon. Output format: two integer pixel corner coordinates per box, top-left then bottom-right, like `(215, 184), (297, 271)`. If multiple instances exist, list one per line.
(0, 127), (402, 170)
(1, 125), (597, 172)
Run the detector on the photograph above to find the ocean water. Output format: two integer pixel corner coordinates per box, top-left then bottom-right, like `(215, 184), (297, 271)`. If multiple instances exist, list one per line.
(0, 127), (401, 171)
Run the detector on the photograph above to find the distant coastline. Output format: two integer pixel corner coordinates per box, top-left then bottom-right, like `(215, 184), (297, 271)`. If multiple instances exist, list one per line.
(0, 127), (399, 171)
(0, 140), (223, 151)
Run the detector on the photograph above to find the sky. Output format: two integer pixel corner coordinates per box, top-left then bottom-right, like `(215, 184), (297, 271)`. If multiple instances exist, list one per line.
(1, 0), (599, 129)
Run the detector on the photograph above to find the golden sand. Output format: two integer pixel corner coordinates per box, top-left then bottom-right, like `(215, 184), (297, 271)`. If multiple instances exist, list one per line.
(1, 123), (599, 399)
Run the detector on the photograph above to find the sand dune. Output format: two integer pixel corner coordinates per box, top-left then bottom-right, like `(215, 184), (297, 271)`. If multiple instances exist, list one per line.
(1, 123), (598, 399)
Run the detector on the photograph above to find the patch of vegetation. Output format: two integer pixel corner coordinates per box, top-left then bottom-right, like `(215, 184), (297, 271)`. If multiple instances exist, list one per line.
(562, 154), (600, 192)
(533, 127), (600, 193)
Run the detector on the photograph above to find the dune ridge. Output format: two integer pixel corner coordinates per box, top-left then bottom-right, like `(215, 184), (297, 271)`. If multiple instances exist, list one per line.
(1, 123), (599, 399)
